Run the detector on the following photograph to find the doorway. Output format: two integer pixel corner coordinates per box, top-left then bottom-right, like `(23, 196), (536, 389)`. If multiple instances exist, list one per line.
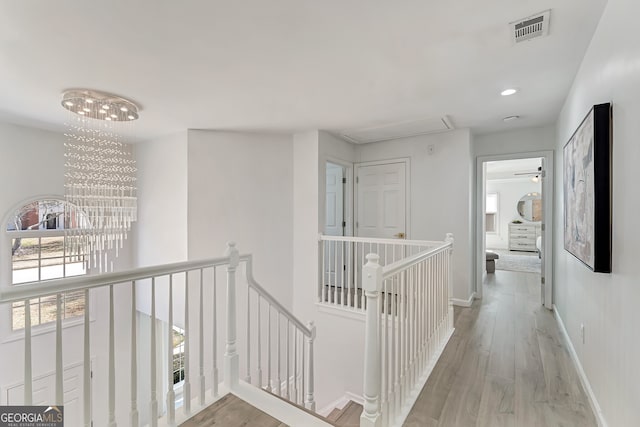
(476, 151), (554, 309)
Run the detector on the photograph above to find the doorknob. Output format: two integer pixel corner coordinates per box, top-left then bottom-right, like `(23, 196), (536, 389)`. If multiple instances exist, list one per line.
(394, 232), (406, 239)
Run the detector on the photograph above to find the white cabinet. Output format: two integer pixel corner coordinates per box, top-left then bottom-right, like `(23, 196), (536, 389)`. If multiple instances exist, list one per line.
(508, 223), (541, 252)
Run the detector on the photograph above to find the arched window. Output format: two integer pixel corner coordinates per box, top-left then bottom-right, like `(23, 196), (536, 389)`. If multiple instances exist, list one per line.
(7, 198), (89, 330)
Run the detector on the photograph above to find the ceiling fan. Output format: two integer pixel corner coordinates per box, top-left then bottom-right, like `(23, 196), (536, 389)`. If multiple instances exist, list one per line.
(514, 167), (542, 182)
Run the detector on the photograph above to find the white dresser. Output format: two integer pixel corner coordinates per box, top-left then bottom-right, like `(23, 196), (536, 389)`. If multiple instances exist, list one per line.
(508, 223), (541, 252)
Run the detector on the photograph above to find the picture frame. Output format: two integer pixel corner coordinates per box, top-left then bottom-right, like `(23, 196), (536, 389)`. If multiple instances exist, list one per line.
(563, 102), (612, 273)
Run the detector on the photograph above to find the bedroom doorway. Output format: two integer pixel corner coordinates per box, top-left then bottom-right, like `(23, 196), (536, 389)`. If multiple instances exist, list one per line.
(476, 151), (554, 309)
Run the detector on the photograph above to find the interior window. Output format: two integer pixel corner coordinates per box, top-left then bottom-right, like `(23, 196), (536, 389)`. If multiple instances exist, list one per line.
(486, 193), (499, 233)
(7, 199), (89, 330)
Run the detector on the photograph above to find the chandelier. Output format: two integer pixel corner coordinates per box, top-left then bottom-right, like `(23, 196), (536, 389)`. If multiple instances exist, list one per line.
(61, 89), (138, 273)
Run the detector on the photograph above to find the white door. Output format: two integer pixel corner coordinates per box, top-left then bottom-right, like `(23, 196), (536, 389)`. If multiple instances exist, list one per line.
(356, 162), (407, 239)
(325, 164), (344, 237)
(324, 163), (345, 287)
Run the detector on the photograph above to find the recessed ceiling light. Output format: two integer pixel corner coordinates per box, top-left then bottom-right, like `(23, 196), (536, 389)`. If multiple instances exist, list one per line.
(501, 88), (518, 96)
(503, 115), (520, 122)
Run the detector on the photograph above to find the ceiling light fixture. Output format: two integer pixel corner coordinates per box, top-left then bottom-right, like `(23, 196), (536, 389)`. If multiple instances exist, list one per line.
(501, 88), (518, 96)
(62, 89), (138, 121)
(61, 88), (139, 273)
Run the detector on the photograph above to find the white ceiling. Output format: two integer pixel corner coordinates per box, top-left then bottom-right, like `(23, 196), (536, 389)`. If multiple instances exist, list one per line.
(0, 1), (607, 141)
(486, 158), (542, 180)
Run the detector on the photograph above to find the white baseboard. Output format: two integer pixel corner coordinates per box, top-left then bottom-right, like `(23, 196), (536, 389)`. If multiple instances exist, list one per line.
(452, 292), (476, 307)
(317, 391), (365, 417)
(552, 305), (608, 427)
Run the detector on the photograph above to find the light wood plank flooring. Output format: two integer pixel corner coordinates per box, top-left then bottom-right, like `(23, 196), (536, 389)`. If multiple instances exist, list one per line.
(180, 394), (287, 427)
(404, 270), (597, 427)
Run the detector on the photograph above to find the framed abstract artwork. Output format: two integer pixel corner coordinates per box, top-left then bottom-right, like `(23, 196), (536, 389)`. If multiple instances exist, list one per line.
(563, 103), (612, 273)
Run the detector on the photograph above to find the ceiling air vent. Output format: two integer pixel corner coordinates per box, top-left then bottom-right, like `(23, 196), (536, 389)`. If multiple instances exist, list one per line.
(511, 10), (550, 44)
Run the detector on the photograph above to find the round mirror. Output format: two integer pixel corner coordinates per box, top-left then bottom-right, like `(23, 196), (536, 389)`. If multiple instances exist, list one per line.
(517, 192), (542, 222)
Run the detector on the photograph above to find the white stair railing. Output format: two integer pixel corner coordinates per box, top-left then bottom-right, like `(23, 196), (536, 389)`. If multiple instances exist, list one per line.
(243, 255), (316, 410)
(0, 242), (315, 426)
(318, 235), (442, 311)
(360, 234), (455, 427)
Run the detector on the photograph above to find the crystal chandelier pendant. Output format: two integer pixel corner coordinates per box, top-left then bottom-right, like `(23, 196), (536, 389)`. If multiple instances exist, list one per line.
(62, 89), (139, 273)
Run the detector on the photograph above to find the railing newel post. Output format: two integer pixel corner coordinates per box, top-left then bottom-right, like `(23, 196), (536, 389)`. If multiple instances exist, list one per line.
(304, 321), (316, 411)
(224, 242), (240, 390)
(445, 233), (454, 331)
(360, 253), (383, 427)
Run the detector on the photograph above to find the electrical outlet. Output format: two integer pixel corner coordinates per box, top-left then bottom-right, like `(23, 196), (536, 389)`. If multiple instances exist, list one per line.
(427, 144), (435, 155)
(580, 323), (585, 344)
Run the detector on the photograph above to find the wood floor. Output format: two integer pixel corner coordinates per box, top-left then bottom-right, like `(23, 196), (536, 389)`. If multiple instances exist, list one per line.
(403, 270), (597, 427)
(180, 394), (286, 427)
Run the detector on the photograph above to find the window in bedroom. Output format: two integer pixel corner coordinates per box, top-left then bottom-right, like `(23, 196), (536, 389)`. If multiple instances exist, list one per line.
(7, 199), (89, 330)
(486, 193), (499, 234)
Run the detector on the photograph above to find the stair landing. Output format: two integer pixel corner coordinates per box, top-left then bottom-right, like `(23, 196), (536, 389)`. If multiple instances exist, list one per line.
(180, 393), (286, 427)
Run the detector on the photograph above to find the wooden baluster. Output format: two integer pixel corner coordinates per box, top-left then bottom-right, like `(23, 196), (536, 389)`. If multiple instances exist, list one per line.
(198, 269), (205, 406)
(246, 287), (252, 384)
(340, 241), (345, 307)
(224, 242), (240, 389)
(256, 295), (262, 389)
(321, 240), (326, 303)
(184, 272), (191, 415)
(267, 305), (272, 391)
(293, 329), (298, 404)
(151, 278), (158, 427)
(347, 242), (352, 308)
(360, 243), (367, 310)
(391, 277), (397, 421)
(360, 254), (381, 427)
(83, 290), (91, 427)
(333, 241), (338, 305)
(277, 313), (282, 395)
(446, 234), (454, 331)
(131, 282), (139, 427)
(55, 294), (63, 405)
(212, 267), (219, 397)
(304, 322), (316, 411)
(167, 276), (175, 424)
(108, 285), (116, 427)
(354, 242), (359, 309)
(24, 299), (32, 405)
(286, 320), (290, 400)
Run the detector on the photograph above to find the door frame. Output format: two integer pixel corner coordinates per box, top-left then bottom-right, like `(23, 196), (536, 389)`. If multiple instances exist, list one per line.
(354, 158), (411, 239)
(475, 150), (554, 309)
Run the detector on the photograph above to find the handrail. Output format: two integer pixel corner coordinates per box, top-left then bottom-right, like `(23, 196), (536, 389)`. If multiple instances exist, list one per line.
(0, 255), (241, 304)
(244, 255), (313, 337)
(318, 234), (443, 247)
(382, 241), (452, 279)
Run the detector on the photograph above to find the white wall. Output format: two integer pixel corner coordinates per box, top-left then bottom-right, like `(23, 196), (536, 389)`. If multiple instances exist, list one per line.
(474, 125), (556, 157)
(355, 129), (474, 302)
(0, 122), (133, 426)
(554, 0), (640, 425)
(486, 178), (541, 250)
(135, 132), (189, 268)
(187, 130), (294, 309)
(134, 132), (189, 323)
